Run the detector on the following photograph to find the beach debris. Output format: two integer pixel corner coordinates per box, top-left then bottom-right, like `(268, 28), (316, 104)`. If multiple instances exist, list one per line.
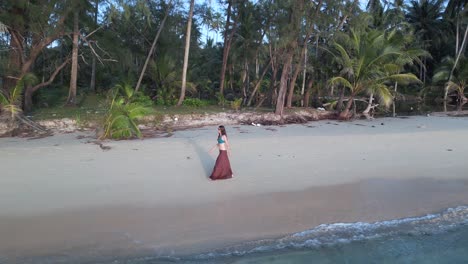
(317, 107), (325, 111)
(381, 123), (384, 125)
(186, 156), (191, 159)
(417, 125), (426, 128)
(87, 140), (112, 151)
(447, 149), (453, 151)
(251, 122), (261, 126)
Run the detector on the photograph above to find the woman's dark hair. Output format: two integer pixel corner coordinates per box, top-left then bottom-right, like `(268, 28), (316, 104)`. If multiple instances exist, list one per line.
(218, 125), (227, 136)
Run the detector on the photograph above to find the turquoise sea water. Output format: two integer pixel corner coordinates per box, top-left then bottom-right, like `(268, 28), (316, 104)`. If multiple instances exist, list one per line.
(123, 206), (468, 264)
(9, 206), (468, 264)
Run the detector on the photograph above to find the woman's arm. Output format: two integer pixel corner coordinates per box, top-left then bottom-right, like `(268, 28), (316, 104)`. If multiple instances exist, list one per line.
(224, 136), (231, 154)
(209, 144), (218, 153)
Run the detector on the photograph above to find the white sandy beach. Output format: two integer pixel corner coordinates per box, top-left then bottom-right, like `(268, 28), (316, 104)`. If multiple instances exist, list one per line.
(1, 115), (468, 262)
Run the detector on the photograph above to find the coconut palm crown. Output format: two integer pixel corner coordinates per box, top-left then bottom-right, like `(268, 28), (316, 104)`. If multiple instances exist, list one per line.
(328, 28), (426, 119)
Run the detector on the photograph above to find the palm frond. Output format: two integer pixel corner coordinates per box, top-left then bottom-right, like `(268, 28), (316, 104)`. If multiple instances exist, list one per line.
(380, 73), (421, 85)
(373, 83), (393, 107)
(446, 81), (461, 93)
(329, 77), (354, 91)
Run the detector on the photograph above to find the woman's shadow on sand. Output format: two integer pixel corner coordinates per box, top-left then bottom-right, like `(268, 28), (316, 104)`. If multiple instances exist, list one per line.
(187, 138), (214, 178)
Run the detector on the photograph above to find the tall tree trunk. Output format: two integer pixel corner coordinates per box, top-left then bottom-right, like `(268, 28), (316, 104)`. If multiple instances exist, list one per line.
(270, 57), (278, 106)
(24, 86), (34, 113)
(90, 0), (99, 94)
(177, 0), (195, 106)
(3, 30), (23, 94)
(393, 81), (398, 117)
(242, 59), (249, 105)
(339, 95), (355, 120)
(66, 10), (79, 106)
(286, 0), (322, 108)
(135, 0), (172, 93)
(300, 49), (307, 107)
(24, 58), (70, 112)
(219, 0), (238, 96)
(247, 59), (271, 106)
(363, 92), (374, 114)
(445, 25), (468, 101)
(304, 77), (313, 107)
(286, 58), (301, 108)
(336, 87), (345, 111)
(275, 51), (294, 115)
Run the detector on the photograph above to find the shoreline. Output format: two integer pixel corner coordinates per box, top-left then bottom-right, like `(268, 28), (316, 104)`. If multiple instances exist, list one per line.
(1, 115), (468, 262)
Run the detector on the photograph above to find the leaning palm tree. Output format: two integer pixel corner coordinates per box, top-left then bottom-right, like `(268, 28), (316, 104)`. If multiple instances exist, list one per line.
(433, 57), (468, 102)
(329, 28), (423, 119)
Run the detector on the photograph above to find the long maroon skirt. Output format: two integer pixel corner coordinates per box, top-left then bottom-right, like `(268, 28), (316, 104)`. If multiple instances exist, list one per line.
(210, 150), (233, 180)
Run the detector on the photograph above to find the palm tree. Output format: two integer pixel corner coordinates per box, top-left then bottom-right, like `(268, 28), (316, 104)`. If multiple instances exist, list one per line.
(176, 0), (195, 106)
(433, 57), (468, 102)
(405, 0), (448, 83)
(329, 28), (423, 119)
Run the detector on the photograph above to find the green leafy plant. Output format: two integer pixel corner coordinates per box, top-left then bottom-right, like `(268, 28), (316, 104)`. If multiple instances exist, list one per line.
(101, 83), (152, 139)
(0, 74), (37, 120)
(216, 92), (227, 107)
(230, 98), (243, 111)
(183, 98), (209, 107)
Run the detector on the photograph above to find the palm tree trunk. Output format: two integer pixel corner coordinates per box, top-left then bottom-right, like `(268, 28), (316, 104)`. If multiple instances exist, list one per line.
(242, 59), (249, 105)
(219, 0), (238, 96)
(300, 49), (307, 107)
(135, 0), (172, 93)
(177, 0), (194, 106)
(339, 95), (355, 120)
(445, 25), (468, 101)
(247, 59), (271, 106)
(363, 92), (374, 114)
(90, 0), (98, 94)
(393, 81), (398, 117)
(66, 10), (79, 106)
(336, 87), (345, 111)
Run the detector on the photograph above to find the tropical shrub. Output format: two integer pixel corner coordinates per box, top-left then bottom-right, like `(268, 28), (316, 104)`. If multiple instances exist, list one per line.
(328, 28), (425, 119)
(101, 83), (152, 139)
(433, 57), (468, 102)
(0, 74), (37, 120)
(230, 98), (243, 111)
(182, 98), (209, 107)
(216, 92), (227, 107)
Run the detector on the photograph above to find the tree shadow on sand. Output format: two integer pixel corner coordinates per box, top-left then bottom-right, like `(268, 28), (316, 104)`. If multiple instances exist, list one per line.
(187, 138), (214, 178)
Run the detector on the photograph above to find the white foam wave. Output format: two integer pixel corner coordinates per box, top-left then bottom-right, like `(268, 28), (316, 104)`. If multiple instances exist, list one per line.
(191, 206), (468, 260)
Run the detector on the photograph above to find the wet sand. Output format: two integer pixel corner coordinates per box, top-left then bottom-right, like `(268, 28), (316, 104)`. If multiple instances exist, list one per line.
(1, 116), (468, 262)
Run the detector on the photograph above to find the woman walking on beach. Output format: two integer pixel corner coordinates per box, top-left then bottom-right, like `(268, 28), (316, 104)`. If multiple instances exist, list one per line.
(209, 125), (233, 180)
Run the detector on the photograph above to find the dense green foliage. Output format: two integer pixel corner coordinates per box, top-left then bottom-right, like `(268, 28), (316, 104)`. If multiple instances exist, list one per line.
(0, 0), (467, 121)
(101, 83), (152, 139)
